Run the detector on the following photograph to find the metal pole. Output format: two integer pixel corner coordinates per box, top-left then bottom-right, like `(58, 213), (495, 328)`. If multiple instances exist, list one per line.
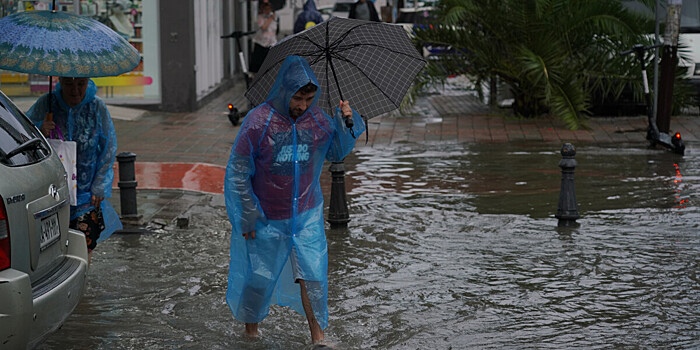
(657, 0), (683, 134)
(116, 152), (140, 220)
(555, 143), (579, 228)
(327, 161), (350, 227)
(653, 0), (661, 120)
(489, 74), (497, 108)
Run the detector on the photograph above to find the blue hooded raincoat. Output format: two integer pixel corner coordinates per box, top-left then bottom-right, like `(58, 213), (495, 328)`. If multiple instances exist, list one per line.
(225, 55), (365, 328)
(27, 79), (121, 240)
(294, 0), (324, 34)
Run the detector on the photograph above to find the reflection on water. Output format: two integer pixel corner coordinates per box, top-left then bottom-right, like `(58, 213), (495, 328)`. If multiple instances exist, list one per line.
(40, 143), (699, 349)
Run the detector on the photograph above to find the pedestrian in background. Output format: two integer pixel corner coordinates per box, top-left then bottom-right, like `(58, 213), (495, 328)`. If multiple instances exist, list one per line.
(224, 55), (365, 344)
(293, 0), (324, 34)
(249, 1), (278, 78)
(27, 77), (119, 265)
(349, 0), (380, 22)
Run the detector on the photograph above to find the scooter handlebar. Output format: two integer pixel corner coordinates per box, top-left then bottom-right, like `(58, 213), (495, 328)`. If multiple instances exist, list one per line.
(220, 30), (257, 39)
(619, 43), (664, 56)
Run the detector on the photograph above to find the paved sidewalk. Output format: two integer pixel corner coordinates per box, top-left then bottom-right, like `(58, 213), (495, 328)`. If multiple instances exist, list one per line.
(113, 84), (700, 167)
(107, 80), (700, 226)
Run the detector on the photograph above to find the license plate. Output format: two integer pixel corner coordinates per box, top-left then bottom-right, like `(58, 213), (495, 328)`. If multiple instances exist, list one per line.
(40, 213), (60, 251)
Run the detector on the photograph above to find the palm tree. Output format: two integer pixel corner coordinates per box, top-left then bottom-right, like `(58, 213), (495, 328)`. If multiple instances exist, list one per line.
(412, 0), (658, 129)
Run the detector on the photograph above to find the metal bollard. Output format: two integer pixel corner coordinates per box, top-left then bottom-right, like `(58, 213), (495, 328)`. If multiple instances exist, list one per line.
(327, 161), (350, 227)
(116, 152), (140, 219)
(555, 143), (580, 227)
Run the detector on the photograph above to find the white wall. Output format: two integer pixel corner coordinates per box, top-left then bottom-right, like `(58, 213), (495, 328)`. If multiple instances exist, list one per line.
(142, 0), (161, 100)
(194, 0), (225, 100)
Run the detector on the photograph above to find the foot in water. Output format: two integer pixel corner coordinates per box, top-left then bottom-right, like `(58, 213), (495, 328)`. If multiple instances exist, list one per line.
(310, 341), (341, 349)
(244, 323), (258, 338)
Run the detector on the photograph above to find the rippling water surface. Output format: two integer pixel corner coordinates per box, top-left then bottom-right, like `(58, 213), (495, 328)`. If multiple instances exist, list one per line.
(39, 142), (699, 349)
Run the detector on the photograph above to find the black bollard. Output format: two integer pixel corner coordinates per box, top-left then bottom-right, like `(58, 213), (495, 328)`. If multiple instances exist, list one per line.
(555, 143), (580, 227)
(327, 161), (350, 227)
(116, 152), (140, 220)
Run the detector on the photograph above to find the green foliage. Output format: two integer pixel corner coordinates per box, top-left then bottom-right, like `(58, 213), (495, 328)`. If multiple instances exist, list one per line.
(411, 0), (692, 129)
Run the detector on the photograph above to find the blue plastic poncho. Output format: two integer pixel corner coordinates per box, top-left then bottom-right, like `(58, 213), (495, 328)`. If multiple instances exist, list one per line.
(27, 80), (121, 237)
(225, 55), (365, 328)
(294, 0), (324, 34)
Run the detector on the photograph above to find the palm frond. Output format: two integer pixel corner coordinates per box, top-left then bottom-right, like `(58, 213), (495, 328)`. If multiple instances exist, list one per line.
(413, 0), (693, 128)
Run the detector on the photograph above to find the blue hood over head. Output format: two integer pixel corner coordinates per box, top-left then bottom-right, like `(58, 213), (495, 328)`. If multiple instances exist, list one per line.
(304, 0), (318, 12)
(266, 55), (321, 118)
(294, 0), (324, 33)
(54, 79), (98, 110)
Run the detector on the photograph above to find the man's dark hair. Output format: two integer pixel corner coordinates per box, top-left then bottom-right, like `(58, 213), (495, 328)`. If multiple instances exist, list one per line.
(297, 83), (317, 95)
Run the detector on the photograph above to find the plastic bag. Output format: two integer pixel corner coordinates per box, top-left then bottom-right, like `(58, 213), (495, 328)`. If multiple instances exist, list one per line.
(48, 127), (77, 205)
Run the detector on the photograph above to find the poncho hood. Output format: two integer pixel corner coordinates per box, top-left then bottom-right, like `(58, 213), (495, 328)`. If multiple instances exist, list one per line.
(294, 0), (324, 33)
(303, 0), (319, 12)
(265, 55), (320, 119)
(53, 79), (98, 110)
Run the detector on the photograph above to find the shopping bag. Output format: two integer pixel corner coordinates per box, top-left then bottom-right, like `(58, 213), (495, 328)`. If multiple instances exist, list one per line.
(48, 127), (77, 206)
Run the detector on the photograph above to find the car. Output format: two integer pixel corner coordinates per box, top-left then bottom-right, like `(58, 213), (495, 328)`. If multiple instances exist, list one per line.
(0, 89), (89, 349)
(395, 7), (456, 57)
(395, 6), (438, 30)
(331, 1), (354, 18)
(318, 5), (333, 21)
(402, 0), (439, 7)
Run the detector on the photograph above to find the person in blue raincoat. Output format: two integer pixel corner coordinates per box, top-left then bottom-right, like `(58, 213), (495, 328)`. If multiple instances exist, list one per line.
(293, 0), (324, 34)
(225, 55), (365, 344)
(28, 77), (120, 265)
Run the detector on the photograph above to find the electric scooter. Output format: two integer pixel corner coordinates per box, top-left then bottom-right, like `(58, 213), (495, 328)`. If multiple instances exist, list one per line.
(221, 30), (256, 126)
(620, 44), (685, 155)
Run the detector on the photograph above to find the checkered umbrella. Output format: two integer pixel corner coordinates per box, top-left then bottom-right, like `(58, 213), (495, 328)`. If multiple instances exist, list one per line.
(245, 17), (426, 120)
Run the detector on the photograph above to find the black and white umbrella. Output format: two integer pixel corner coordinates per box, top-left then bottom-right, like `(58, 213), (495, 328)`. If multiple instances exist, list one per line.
(245, 17), (426, 121)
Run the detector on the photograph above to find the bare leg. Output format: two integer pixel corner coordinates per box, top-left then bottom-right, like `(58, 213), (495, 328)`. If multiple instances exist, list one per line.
(299, 279), (324, 344)
(245, 323), (259, 337)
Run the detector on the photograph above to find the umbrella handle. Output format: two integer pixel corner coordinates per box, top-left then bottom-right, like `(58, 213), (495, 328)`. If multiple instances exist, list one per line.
(345, 115), (353, 129)
(45, 112), (54, 139)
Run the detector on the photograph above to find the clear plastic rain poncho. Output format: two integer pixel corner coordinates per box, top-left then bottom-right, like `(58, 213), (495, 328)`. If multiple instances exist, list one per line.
(27, 79), (120, 238)
(225, 55), (365, 328)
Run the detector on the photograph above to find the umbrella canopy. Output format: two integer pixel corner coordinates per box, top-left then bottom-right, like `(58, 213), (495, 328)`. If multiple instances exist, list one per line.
(245, 17), (425, 119)
(0, 10), (140, 77)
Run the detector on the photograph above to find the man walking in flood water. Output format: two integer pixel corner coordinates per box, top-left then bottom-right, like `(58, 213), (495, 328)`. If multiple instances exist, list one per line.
(224, 55), (365, 344)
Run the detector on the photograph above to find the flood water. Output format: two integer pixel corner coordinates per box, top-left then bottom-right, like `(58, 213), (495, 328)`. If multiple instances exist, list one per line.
(38, 141), (699, 349)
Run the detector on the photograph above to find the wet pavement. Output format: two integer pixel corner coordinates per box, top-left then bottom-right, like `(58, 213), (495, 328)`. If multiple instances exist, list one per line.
(33, 77), (700, 348)
(41, 141), (700, 349)
(104, 77), (699, 225)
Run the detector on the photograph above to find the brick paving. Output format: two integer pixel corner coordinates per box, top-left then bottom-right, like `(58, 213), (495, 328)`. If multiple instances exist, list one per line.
(112, 81), (700, 167)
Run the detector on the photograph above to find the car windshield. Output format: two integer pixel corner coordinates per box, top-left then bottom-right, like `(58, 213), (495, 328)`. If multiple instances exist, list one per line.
(681, 0), (700, 32)
(0, 91), (50, 166)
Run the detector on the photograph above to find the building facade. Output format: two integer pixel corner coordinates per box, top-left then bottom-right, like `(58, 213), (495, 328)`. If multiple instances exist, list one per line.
(0, 0), (252, 112)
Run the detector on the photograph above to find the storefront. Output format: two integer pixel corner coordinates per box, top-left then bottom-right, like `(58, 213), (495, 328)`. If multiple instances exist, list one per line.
(0, 0), (161, 103)
(0, 0), (245, 112)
